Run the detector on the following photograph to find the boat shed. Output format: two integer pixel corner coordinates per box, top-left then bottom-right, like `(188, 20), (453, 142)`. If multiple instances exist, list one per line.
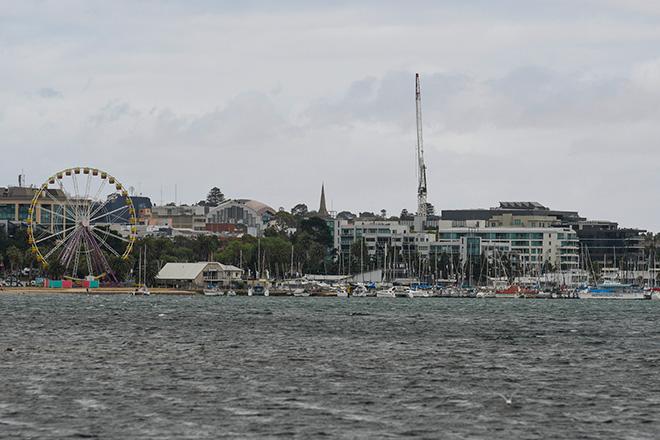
(155, 262), (243, 289)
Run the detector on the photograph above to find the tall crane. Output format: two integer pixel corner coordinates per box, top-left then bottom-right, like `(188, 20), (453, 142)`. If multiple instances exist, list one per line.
(415, 73), (428, 217)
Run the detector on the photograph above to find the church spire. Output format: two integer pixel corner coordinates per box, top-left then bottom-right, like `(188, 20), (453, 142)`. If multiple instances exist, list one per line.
(318, 183), (329, 217)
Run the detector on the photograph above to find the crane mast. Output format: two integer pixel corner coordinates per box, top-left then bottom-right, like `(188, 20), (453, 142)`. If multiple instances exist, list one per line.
(415, 73), (428, 217)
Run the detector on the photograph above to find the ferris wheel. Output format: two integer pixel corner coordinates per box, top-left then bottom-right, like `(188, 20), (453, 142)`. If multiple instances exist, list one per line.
(27, 167), (137, 280)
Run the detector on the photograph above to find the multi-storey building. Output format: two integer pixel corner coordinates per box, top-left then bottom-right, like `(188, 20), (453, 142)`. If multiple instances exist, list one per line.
(441, 201), (647, 266)
(0, 186), (67, 229)
(334, 217), (580, 273)
(206, 199), (276, 237)
(151, 204), (208, 231)
(432, 227), (580, 271)
(335, 219), (434, 258)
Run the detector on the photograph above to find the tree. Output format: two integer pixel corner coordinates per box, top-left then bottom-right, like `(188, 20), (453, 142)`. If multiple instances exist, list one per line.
(400, 209), (413, 220)
(45, 259), (65, 280)
(291, 203), (308, 217)
(273, 210), (297, 229)
(336, 211), (356, 221)
(206, 187), (225, 207)
(6, 245), (23, 273)
(349, 238), (370, 274)
(298, 217), (332, 248)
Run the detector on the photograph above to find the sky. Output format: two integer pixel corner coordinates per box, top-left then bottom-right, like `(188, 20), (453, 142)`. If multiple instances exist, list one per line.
(1, 0), (659, 231)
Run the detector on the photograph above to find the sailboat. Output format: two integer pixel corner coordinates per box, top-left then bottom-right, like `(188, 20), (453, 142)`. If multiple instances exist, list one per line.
(133, 246), (150, 296)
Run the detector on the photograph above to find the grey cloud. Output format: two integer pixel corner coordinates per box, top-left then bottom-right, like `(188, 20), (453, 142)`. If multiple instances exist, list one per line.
(37, 87), (62, 98)
(89, 101), (137, 125)
(304, 71), (471, 129)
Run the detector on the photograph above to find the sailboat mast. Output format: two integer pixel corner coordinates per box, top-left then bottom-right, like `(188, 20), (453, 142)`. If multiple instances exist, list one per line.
(138, 246), (142, 288)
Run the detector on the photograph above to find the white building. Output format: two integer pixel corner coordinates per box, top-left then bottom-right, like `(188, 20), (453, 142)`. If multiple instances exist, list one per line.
(334, 218), (580, 272)
(155, 262), (243, 289)
(335, 219), (434, 257)
(433, 227), (580, 271)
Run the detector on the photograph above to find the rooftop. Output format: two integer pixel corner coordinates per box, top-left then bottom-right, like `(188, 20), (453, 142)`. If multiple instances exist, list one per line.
(497, 201), (548, 210)
(156, 262), (243, 280)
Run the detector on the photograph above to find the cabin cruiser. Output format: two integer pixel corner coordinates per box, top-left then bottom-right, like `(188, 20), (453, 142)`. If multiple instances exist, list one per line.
(248, 284), (269, 296)
(578, 281), (649, 300)
(376, 286), (396, 298)
(203, 287), (223, 296)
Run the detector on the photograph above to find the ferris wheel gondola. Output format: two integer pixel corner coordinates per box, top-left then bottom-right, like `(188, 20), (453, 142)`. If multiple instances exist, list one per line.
(27, 167), (137, 281)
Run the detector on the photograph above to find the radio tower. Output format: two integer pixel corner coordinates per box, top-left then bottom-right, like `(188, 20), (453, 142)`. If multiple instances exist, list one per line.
(415, 73), (428, 218)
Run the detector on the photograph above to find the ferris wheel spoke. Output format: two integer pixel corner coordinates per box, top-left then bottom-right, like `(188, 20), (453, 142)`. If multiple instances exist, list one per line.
(61, 232), (84, 269)
(88, 197), (114, 221)
(38, 204), (76, 225)
(55, 177), (80, 221)
(91, 225), (131, 243)
(34, 224), (78, 244)
(89, 229), (121, 257)
(90, 204), (129, 224)
(82, 173), (93, 218)
(71, 173), (82, 218)
(41, 192), (77, 224)
(71, 239), (83, 275)
(44, 227), (79, 260)
(81, 238), (94, 276)
(87, 180), (110, 219)
(106, 206), (129, 225)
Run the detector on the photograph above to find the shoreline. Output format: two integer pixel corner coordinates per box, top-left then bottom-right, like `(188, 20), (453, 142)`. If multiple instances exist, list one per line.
(0, 287), (197, 295)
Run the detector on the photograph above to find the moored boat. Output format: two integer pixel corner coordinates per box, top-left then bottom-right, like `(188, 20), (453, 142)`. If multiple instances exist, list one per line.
(578, 281), (649, 300)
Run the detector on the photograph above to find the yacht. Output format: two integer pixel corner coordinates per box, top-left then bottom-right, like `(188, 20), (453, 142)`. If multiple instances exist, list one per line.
(248, 284), (269, 296)
(376, 286), (396, 298)
(133, 285), (150, 296)
(579, 281), (649, 300)
(393, 286), (414, 298)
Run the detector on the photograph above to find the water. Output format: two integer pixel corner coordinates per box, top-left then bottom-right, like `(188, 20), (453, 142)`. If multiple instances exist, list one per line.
(1, 294), (659, 439)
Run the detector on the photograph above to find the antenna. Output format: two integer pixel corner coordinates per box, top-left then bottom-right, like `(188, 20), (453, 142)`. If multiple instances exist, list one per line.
(415, 73), (428, 217)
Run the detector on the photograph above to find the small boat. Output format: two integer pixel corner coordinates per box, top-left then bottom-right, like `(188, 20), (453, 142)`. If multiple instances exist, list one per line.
(248, 284), (269, 296)
(226, 290), (237, 296)
(133, 285), (150, 296)
(411, 290), (429, 298)
(476, 289), (496, 298)
(393, 286), (414, 298)
(203, 287), (223, 296)
(376, 286), (396, 298)
(350, 285), (370, 297)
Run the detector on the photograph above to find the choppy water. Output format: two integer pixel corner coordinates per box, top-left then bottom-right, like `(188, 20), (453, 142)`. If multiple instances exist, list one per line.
(1, 295), (659, 439)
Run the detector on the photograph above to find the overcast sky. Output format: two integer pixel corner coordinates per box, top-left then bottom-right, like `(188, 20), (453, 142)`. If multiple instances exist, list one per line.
(1, 1), (659, 231)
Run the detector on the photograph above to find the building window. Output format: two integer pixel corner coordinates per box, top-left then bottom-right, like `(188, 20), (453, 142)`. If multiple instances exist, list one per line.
(0, 204), (14, 221)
